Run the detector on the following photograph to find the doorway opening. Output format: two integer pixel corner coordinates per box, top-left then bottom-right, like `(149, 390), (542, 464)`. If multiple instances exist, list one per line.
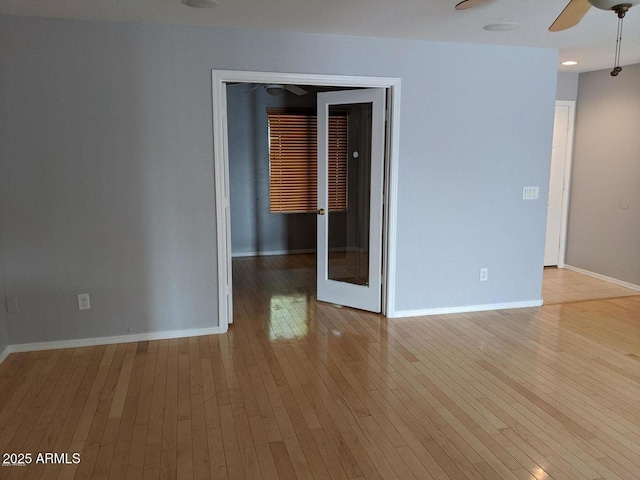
(542, 100), (640, 305)
(542, 100), (575, 304)
(543, 100), (575, 269)
(212, 71), (401, 332)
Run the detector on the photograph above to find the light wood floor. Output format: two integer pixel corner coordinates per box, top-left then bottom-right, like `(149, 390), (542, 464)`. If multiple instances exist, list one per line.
(2, 255), (640, 479)
(543, 267), (640, 305)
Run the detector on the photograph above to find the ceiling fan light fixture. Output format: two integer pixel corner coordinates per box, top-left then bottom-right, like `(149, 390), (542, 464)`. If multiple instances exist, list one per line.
(482, 22), (522, 31)
(588, 0), (639, 11)
(182, 0), (218, 8)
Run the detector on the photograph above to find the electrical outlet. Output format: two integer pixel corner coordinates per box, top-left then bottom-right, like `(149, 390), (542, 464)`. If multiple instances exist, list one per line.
(480, 268), (489, 282)
(78, 293), (91, 311)
(6, 297), (19, 313)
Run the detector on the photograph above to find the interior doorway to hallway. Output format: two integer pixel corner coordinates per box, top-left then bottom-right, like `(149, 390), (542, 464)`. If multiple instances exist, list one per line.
(543, 100), (575, 268)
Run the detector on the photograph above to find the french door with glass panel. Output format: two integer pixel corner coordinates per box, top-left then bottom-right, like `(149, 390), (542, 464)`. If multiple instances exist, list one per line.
(316, 88), (386, 313)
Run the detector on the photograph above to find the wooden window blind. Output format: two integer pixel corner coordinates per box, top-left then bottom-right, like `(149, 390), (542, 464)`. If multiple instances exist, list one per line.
(268, 110), (348, 213)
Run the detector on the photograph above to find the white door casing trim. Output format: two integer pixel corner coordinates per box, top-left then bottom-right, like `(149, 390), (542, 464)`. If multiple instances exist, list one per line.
(549, 100), (576, 268)
(211, 70), (402, 328)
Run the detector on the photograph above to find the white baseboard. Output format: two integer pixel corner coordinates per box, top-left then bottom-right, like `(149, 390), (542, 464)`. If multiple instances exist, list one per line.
(390, 300), (543, 318)
(232, 249), (315, 258)
(0, 345), (10, 365)
(564, 265), (640, 292)
(2, 326), (223, 358)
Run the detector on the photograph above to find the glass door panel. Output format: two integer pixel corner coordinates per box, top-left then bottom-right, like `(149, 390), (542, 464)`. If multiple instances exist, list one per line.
(327, 103), (372, 287)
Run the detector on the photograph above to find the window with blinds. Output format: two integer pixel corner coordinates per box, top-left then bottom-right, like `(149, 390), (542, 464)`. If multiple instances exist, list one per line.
(268, 109), (348, 214)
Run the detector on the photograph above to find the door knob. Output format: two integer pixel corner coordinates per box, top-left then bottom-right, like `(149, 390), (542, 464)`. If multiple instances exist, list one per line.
(317, 208), (325, 215)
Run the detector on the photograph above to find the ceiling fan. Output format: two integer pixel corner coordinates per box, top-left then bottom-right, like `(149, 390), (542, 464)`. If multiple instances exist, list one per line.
(550, 0), (640, 76)
(455, 0), (640, 76)
(227, 83), (309, 96)
(454, 0), (494, 10)
(259, 84), (309, 96)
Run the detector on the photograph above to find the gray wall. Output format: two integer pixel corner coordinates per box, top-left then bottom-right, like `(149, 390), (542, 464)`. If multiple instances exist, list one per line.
(556, 72), (579, 101)
(0, 250), (8, 353)
(227, 84), (316, 255)
(565, 63), (640, 285)
(0, 15), (557, 344)
(1, 16), (219, 344)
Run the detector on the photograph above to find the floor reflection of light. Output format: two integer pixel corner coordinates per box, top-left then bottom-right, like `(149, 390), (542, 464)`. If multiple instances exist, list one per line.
(268, 291), (312, 340)
(533, 466), (549, 479)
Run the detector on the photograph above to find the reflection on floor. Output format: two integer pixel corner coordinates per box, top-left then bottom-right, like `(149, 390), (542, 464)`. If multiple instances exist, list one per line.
(543, 267), (640, 305)
(233, 254), (317, 342)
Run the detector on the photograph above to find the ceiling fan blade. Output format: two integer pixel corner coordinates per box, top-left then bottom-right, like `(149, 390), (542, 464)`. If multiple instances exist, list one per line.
(455, 0), (494, 10)
(549, 0), (591, 32)
(284, 84), (308, 96)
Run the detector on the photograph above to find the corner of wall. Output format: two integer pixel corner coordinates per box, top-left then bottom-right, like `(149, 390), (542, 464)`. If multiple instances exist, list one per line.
(556, 71), (579, 101)
(0, 310), (7, 355)
(0, 256), (9, 360)
(0, 163), (11, 357)
(0, 342), (10, 365)
(0, 59), (10, 359)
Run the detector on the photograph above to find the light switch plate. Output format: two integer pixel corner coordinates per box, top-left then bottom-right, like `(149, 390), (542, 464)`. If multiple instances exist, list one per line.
(522, 186), (539, 200)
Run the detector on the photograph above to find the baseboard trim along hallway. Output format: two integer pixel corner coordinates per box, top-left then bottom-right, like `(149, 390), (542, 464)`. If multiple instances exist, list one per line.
(391, 299), (544, 318)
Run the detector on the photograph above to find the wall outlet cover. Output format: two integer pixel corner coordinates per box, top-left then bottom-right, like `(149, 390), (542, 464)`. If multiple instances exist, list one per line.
(480, 268), (489, 282)
(78, 293), (91, 311)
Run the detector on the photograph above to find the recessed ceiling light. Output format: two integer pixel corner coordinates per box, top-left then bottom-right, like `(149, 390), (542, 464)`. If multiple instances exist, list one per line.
(561, 60), (579, 66)
(182, 0), (218, 7)
(483, 23), (522, 32)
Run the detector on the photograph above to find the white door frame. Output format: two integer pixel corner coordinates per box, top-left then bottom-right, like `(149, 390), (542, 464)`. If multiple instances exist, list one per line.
(549, 100), (576, 268)
(211, 70), (402, 332)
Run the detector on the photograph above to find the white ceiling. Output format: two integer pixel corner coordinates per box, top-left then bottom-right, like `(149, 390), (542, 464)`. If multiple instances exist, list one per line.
(2, 0), (639, 73)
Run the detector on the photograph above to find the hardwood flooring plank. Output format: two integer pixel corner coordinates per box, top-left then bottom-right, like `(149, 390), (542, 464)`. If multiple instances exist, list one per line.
(1, 256), (640, 480)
